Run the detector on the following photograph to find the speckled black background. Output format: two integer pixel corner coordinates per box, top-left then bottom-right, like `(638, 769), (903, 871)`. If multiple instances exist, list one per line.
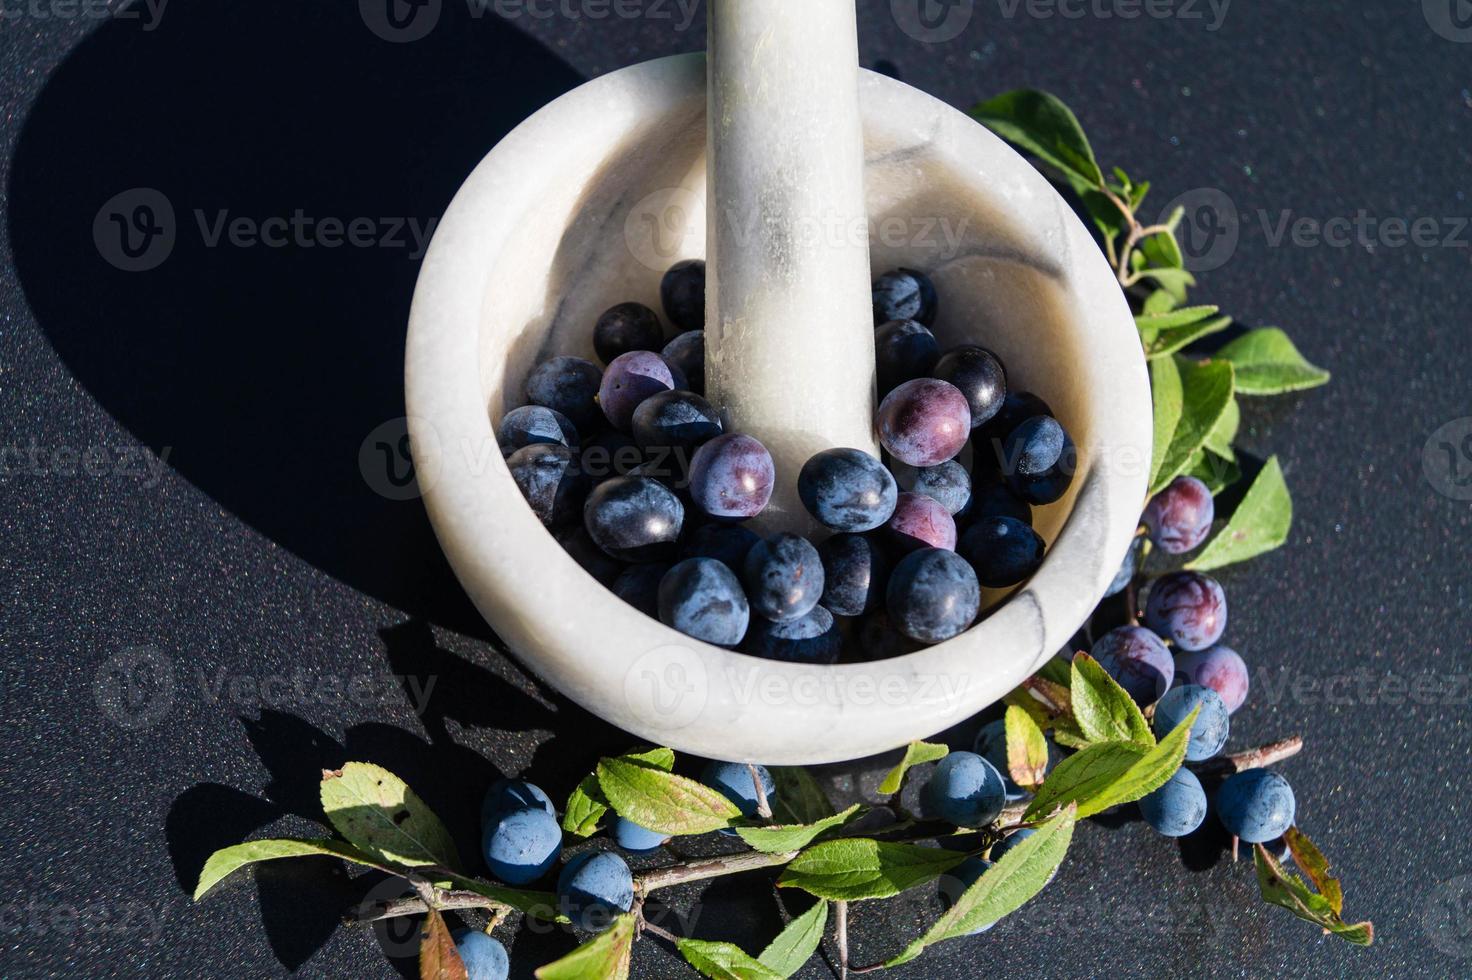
(2, 1), (1469, 977)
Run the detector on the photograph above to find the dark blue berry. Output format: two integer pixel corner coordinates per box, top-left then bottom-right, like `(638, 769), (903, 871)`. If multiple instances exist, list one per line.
(932, 345), (1006, 428)
(700, 761), (774, 817)
(1215, 769), (1295, 843)
(499, 405), (579, 452)
(556, 526), (625, 586)
(631, 390), (722, 454)
(508, 444), (588, 528)
(973, 392), (1053, 476)
(875, 319), (940, 394)
(525, 356), (604, 434)
(1104, 535), (1144, 597)
(921, 751), (1005, 827)
(451, 929), (509, 980)
(661, 330), (705, 395)
(968, 477), (1033, 526)
(481, 779), (554, 827)
(579, 429), (642, 485)
(898, 459), (972, 515)
(660, 259), (705, 332)
(872, 268), (937, 326)
(959, 516), (1045, 589)
(613, 816), (669, 854)
(556, 851), (634, 931)
(1002, 416), (1066, 477)
(612, 562), (672, 617)
(744, 605), (842, 663)
(680, 523), (760, 571)
(743, 533), (824, 623)
(594, 302), (664, 365)
(857, 610), (921, 659)
(483, 806), (562, 885)
(886, 548), (980, 643)
(798, 448), (898, 532)
(583, 476), (683, 561)
(818, 533), (889, 617)
(1153, 684), (1230, 761)
(657, 558), (749, 646)
(937, 858), (994, 935)
(1139, 768), (1208, 837)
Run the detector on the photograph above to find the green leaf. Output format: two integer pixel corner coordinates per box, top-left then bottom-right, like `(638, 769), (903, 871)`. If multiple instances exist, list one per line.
(1139, 224), (1184, 270)
(736, 805), (865, 854)
(777, 839), (965, 902)
(886, 805), (1076, 967)
(970, 90), (1104, 188)
(1024, 707), (1198, 821)
(1141, 312), (1232, 360)
(1142, 289), (1179, 315)
(1216, 328), (1330, 395)
(1149, 355), (1184, 493)
(677, 940), (784, 980)
(768, 767), (836, 825)
(441, 873), (564, 921)
(535, 914), (636, 979)
(1069, 653), (1153, 747)
(320, 763), (460, 869)
(1283, 827), (1343, 914)
(1185, 449), (1240, 495)
(563, 748), (675, 837)
(193, 838), (394, 901)
(1135, 305), (1220, 338)
(596, 757), (741, 835)
(1254, 844), (1373, 946)
(1080, 188), (1129, 241)
(1152, 358), (1235, 494)
(757, 900), (828, 977)
(1003, 704), (1049, 788)
(877, 741), (950, 795)
(1136, 266), (1196, 302)
(1188, 456), (1293, 571)
(420, 907), (469, 980)
(1202, 395), (1240, 460)
(1128, 179), (1152, 213)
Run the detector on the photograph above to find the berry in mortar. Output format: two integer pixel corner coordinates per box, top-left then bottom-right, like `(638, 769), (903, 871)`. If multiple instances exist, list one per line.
(973, 391), (1053, 474)
(1216, 768), (1296, 843)
(875, 319), (940, 394)
(498, 405), (579, 452)
(886, 491), (958, 554)
(556, 851), (634, 931)
(631, 390), (723, 453)
(933, 345), (1007, 428)
(872, 268), (937, 326)
(895, 459), (972, 516)
(701, 761), (775, 817)
(1153, 684), (1230, 761)
(579, 429), (641, 486)
(968, 476), (1033, 527)
(482, 806), (562, 885)
(959, 516), (1046, 589)
(583, 476), (684, 561)
(798, 448), (899, 532)
(743, 532), (825, 623)
(660, 258), (705, 332)
(507, 444), (589, 529)
(1002, 416), (1066, 478)
(611, 562), (672, 617)
(688, 433), (775, 520)
(1145, 571), (1228, 651)
(1091, 625), (1174, 705)
(1139, 767), (1208, 838)
(817, 533), (889, 617)
(657, 557), (750, 647)
(661, 330), (705, 395)
(857, 609), (922, 660)
(593, 301), (665, 365)
(1143, 475), (1215, 554)
(1175, 644), (1250, 714)
(525, 355), (604, 434)
(922, 751), (1006, 827)
(452, 929), (509, 980)
(877, 378), (971, 467)
(556, 526), (624, 586)
(887, 548), (980, 643)
(1104, 535), (1145, 597)
(680, 523), (760, 571)
(744, 605), (843, 664)
(598, 350), (677, 431)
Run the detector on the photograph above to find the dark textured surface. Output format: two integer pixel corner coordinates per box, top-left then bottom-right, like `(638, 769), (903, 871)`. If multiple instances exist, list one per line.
(1, 1), (1469, 977)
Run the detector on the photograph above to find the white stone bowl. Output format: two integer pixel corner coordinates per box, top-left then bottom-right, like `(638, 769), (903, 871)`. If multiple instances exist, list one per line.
(406, 54), (1149, 766)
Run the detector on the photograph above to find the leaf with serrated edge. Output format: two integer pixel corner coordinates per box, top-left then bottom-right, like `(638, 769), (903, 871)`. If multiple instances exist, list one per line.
(1188, 456), (1293, 571)
(563, 748), (674, 837)
(1217, 328), (1330, 395)
(319, 763), (460, 869)
(1070, 653), (1153, 747)
(768, 767), (835, 825)
(1143, 289), (1179, 315)
(194, 838), (394, 901)
(677, 940), (784, 980)
(1152, 358), (1234, 494)
(1004, 705), (1049, 788)
(1137, 266), (1196, 302)
(878, 741), (949, 795)
(757, 900), (828, 977)
(535, 914), (636, 979)
(970, 89), (1104, 187)
(1282, 827), (1344, 915)
(596, 758), (740, 835)
(887, 806), (1077, 967)
(1254, 845), (1373, 946)
(777, 839), (964, 902)
(1140, 224), (1184, 270)
(420, 907), (469, 980)
(1024, 707), (1198, 821)
(736, 805), (864, 854)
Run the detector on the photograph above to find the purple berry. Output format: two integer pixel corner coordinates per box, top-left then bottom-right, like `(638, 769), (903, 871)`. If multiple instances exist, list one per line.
(877, 379), (971, 468)
(872, 268), (937, 325)
(818, 533), (889, 617)
(798, 448), (898, 532)
(896, 460), (972, 516)
(933, 345), (1007, 428)
(886, 491), (957, 553)
(660, 259), (705, 332)
(498, 405), (579, 452)
(875, 319), (940, 394)
(1145, 571), (1227, 652)
(583, 475), (684, 561)
(658, 557), (749, 646)
(958, 516), (1045, 589)
(661, 330), (705, 395)
(599, 350), (676, 431)
(594, 302), (664, 365)
(743, 533), (824, 623)
(525, 355), (604, 434)
(887, 548), (980, 643)
(631, 390), (722, 454)
(1091, 625), (1174, 705)
(744, 605), (842, 663)
(1143, 476), (1215, 554)
(508, 444), (589, 528)
(688, 433), (775, 520)
(1175, 644), (1249, 713)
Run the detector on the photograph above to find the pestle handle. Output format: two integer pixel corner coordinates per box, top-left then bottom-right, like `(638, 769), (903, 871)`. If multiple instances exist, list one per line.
(705, 0), (879, 536)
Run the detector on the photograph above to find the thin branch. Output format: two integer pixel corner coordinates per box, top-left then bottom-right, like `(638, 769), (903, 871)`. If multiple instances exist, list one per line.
(640, 918), (681, 944)
(635, 849), (799, 896)
(748, 763), (773, 820)
(1190, 736), (1304, 778)
(349, 889), (511, 924)
(835, 900), (850, 980)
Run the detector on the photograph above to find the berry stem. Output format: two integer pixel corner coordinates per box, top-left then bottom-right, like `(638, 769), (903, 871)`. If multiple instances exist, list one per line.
(634, 848), (801, 896)
(1190, 735), (1304, 777)
(748, 763), (774, 821)
(835, 900), (850, 980)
